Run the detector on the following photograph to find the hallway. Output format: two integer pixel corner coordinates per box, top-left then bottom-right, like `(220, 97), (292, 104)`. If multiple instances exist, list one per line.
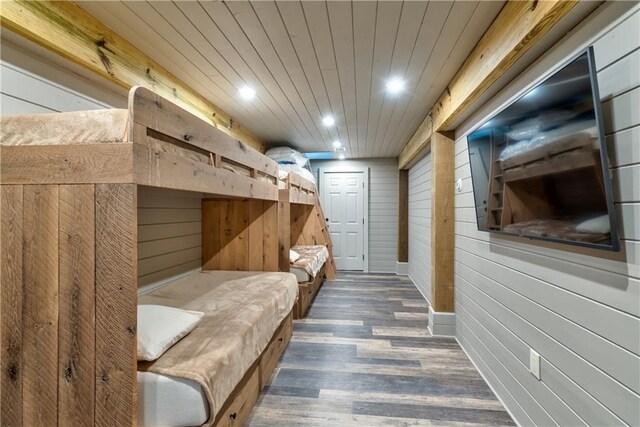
(248, 272), (514, 426)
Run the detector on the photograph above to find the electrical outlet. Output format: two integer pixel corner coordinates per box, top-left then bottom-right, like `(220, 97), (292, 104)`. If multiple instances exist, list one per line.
(530, 349), (541, 380)
(456, 179), (463, 192)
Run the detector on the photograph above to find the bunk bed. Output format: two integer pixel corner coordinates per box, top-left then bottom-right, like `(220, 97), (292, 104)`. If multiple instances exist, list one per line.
(486, 126), (609, 244)
(276, 171), (337, 318)
(0, 86), (299, 427)
(278, 169), (317, 205)
(138, 271), (296, 426)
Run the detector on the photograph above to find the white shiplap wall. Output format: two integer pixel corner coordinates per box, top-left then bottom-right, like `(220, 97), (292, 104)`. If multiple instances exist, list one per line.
(137, 187), (203, 292)
(0, 40), (117, 114)
(312, 158), (398, 273)
(407, 153), (432, 304)
(453, 3), (640, 426)
(0, 34), (127, 114)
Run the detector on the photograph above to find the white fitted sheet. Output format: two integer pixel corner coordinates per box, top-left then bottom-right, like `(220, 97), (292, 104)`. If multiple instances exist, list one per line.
(290, 266), (310, 283)
(137, 371), (208, 427)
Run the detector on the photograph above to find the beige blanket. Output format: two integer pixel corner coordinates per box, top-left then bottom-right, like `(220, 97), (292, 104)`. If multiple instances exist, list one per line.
(0, 109), (129, 145)
(291, 245), (329, 278)
(138, 271), (297, 425)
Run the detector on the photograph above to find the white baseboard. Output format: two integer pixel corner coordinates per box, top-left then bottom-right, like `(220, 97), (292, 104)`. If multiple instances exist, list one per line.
(428, 306), (456, 337)
(396, 261), (409, 275)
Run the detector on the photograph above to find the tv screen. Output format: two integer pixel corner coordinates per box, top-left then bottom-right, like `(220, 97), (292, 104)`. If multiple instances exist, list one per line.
(466, 47), (619, 251)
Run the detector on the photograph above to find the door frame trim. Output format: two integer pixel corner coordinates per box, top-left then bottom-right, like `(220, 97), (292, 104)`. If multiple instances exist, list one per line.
(317, 167), (369, 273)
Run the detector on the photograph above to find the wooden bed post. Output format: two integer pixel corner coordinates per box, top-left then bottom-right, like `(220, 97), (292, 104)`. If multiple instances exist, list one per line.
(279, 190), (291, 273)
(0, 183), (137, 427)
(94, 184), (137, 427)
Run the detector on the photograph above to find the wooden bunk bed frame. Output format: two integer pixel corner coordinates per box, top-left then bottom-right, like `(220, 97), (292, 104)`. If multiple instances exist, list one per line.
(0, 87), (292, 426)
(279, 171), (317, 206)
(277, 173), (336, 318)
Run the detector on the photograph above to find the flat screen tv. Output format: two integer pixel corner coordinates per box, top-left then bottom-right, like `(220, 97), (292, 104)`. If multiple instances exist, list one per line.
(466, 47), (619, 251)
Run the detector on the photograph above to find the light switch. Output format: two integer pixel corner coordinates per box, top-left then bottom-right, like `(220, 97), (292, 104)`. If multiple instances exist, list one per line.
(530, 349), (541, 380)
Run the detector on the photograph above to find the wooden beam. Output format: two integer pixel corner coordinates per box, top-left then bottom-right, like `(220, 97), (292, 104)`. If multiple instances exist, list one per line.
(397, 170), (409, 263)
(0, 0), (265, 152)
(398, 0), (579, 169)
(430, 132), (455, 313)
(398, 114), (432, 171)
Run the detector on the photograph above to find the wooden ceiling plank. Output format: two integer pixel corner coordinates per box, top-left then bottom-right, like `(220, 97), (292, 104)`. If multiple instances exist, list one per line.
(123, 0), (284, 142)
(225, 1), (329, 152)
(370, 1), (429, 158)
(250, 0), (334, 150)
(199, 1), (317, 146)
(378, 1), (453, 158)
(391, 1), (480, 160)
(0, 0), (265, 151)
(398, 0), (580, 169)
(301, 1), (352, 156)
(94, 1), (280, 141)
(327, 1), (359, 157)
(165, 1), (300, 144)
(168, 0), (304, 145)
(364, 1), (404, 158)
(352, 1), (377, 159)
(275, 1), (338, 143)
(419, 1), (504, 136)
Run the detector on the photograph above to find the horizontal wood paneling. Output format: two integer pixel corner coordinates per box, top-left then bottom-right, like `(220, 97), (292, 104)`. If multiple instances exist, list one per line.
(136, 186), (203, 291)
(0, 38), (120, 115)
(408, 153), (432, 304)
(454, 4), (640, 425)
(311, 159), (399, 273)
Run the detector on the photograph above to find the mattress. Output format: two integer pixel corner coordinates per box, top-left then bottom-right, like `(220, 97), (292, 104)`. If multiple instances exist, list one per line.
(290, 266), (311, 283)
(137, 371), (208, 427)
(138, 270), (298, 426)
(291, 245), (329, 278)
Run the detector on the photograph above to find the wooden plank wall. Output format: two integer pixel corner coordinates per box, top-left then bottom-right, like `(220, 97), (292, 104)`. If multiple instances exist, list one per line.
(430, 132), (455, 312)
(290, 204), (317, 246)
(453, 3), (640, 426)
(202, 199), (279, 271)
(0, 183), (137, 427)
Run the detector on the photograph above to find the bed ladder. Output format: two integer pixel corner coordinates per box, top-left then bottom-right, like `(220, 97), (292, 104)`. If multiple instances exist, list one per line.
(314, 196), (337, 280)
(487, 138), (506, 230)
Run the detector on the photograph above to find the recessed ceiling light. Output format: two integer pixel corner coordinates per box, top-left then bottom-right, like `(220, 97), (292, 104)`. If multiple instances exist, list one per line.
(385, 77), (405, 94)
(238, 85), (256, 100)
(322, 115), (335, 127)
(332, 140), (342, 149)
(338, 153), (346, 160)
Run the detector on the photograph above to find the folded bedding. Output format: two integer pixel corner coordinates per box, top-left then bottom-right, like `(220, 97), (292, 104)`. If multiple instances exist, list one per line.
(290, 245), (329, 279)
(137, 270), (298, 426)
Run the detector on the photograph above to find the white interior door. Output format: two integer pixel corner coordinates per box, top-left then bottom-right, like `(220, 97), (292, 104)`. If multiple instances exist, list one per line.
(322, 171), (365, 271)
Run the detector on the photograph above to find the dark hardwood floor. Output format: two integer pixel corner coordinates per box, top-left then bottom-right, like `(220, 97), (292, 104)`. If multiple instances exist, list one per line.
(248, 272), (514, 426)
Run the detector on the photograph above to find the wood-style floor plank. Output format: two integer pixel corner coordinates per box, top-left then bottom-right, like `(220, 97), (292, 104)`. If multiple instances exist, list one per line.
(248, 272), (514, 426)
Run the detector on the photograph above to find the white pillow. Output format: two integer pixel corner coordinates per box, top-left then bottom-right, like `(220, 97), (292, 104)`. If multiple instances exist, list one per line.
(290, 249), (301, 263)
(137, 305), (204, 361)
(575, 215), (610, 234)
